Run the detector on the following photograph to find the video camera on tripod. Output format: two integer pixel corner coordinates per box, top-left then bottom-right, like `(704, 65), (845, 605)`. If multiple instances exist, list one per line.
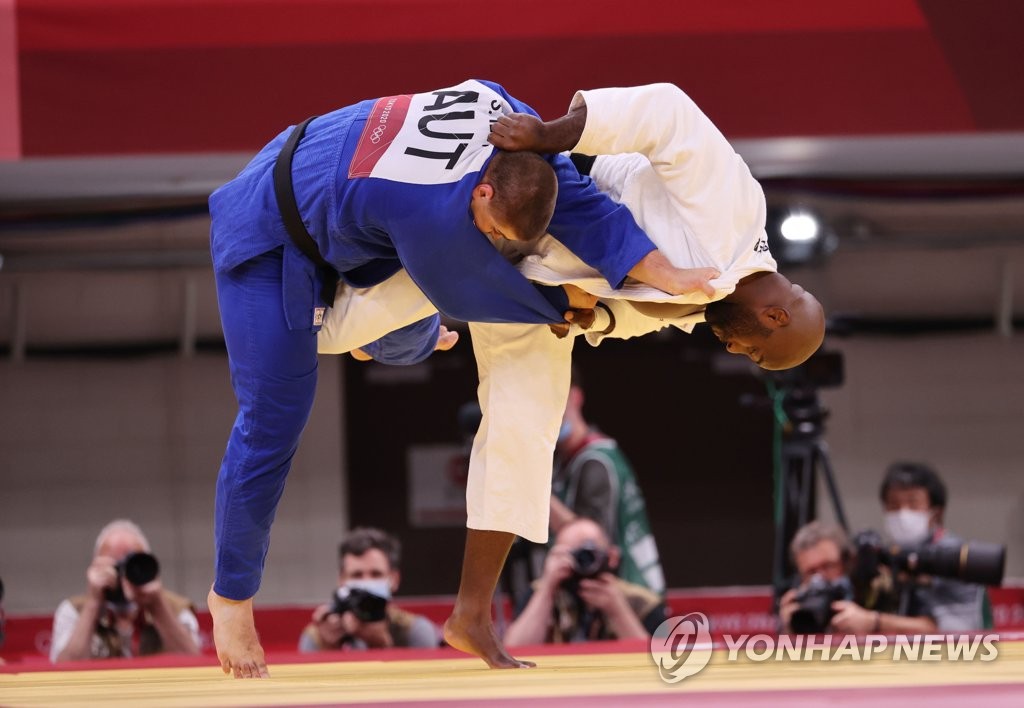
(765, 350), (845, 436)
(764, 350), (852, 600)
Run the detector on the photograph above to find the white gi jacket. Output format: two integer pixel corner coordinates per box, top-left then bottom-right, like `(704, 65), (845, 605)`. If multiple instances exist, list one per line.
(318, 83), (777, 543)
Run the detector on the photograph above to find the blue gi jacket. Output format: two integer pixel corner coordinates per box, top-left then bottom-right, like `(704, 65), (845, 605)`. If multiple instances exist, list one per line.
(209, 80), (656, 358)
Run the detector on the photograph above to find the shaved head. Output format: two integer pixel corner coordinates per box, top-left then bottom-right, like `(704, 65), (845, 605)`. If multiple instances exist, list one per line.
(762, 290), (825, 370)
(707, 273), (825, 371)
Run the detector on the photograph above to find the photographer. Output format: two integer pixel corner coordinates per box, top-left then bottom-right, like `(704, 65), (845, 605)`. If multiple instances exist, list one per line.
(504, 518), (668, 645)
(298, 528), (439, 651)
(877, 462), (990, 631)
(50, 519), (200, 662)
(778, 521), (937, 635)
(550, 368), (665, 595)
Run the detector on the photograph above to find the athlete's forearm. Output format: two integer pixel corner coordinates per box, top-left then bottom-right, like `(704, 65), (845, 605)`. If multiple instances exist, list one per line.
(488, 104), (587, 154)
(627, 251), (720, 297)
(627, 250), (703, 295)
(540, 104), (587, 153)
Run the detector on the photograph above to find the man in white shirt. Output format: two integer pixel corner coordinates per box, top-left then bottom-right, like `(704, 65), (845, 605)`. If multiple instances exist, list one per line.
(50, 520), (201, 662)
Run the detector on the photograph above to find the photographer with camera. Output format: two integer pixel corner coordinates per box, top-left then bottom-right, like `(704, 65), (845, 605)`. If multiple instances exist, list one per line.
(50, 519), (201, 662)
(298, 527), (439, 652)
(778, 521), (937, 636)
(870, 461), (993, 632)
(549, 368), (665, 596)
(504, 518), (667, 645)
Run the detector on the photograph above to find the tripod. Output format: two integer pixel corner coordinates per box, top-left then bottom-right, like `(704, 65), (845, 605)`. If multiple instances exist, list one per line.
(770, 388), (850, 599)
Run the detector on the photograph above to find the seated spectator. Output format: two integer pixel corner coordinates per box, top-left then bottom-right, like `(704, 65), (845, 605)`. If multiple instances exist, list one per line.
(778, 520), (937, 635)
(878, 461), (991, 631)
(504, 518), (668, 645)
(299, 527), (439, 651)
(50, 519), (200, 662)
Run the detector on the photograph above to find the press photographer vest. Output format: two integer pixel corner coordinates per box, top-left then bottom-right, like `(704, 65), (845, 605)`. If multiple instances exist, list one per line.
(554, 436), (665, 595)
(301, 605), (422, 650)
(68, 590), (194, 658)
(549, 578), (664, 643)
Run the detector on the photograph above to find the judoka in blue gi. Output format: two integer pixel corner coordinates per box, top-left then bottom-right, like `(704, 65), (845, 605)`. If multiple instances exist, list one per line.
(207, 79), (717, 678)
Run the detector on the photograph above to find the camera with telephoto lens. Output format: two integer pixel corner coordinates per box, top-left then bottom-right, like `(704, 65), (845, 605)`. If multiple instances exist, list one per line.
(328, 585), (388, 623)
(569, 541), (612, 580)
(789, 574), (854, 634)
(104, 552), (160, 606)
(851, 530), (1006, 587)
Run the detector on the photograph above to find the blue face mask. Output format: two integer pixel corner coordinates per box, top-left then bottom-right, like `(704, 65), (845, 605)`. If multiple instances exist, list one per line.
(557, 420), (573, 444)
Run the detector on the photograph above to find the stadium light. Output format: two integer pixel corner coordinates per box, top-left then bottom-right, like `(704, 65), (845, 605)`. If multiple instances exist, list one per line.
(780, 212), (820, 242)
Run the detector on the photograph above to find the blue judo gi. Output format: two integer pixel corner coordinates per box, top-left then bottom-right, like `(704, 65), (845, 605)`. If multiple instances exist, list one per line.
(208, 79), (656, 600)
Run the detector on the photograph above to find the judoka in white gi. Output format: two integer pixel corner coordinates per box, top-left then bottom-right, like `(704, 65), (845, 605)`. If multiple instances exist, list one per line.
(318, 82), (825, 663)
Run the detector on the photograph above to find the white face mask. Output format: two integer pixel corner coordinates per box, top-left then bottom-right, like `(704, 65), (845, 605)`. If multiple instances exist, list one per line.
(884, 509), (932, 546)
(343, 577), (392, 600)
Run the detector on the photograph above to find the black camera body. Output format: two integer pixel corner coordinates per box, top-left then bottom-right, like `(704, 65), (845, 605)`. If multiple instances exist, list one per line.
(104, 552), (160, 606)
(790, 575), (854, 634)
(852, 530), (1006, 587)
(328, 586), (388, 623)
(569, 541), (612, 580)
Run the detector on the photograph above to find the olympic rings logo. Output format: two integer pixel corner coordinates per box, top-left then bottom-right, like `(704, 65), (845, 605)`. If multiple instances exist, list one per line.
(370, 125), (388, 144)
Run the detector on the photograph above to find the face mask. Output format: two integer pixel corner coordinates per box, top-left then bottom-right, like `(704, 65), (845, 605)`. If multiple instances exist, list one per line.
(557, 420), (573, 444)
(885, 509), (932, 546)
(344, 577), (392, 600)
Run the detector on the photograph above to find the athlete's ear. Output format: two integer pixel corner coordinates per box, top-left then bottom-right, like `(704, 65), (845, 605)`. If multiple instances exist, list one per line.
(473, 183), (495, 202)
(762, 306), (791, 328)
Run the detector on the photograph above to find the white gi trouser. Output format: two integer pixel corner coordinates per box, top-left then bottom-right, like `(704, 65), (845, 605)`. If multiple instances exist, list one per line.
(316, 271), (572, 543)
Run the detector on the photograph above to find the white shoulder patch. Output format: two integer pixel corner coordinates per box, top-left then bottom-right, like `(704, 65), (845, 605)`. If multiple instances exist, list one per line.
(348, 80), (505, 185)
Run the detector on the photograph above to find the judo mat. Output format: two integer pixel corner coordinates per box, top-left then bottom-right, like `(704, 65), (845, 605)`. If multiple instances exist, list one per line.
(3, 638), (1024, 707)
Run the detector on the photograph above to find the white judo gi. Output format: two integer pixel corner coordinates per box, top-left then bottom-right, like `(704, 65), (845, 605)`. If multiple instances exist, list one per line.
(318, 83), (777, 543)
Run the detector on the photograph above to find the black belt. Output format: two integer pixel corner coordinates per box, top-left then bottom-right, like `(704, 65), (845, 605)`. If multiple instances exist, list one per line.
(272, 116), (340, 307)
(569, 152), (596, 177)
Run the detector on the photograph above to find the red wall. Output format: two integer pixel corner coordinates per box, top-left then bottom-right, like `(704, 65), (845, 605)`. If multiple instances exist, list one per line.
(11, 0), (1024, 156)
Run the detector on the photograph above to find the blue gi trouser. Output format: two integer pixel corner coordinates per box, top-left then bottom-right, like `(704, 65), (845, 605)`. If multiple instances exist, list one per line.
(213, 246), (318, 600)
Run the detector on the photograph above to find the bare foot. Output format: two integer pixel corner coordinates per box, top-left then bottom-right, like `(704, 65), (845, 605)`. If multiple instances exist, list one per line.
(443, 612), (535, 669)
(207, 588), (269, 679)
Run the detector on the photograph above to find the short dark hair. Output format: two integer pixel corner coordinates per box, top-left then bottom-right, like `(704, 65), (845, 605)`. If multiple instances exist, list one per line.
(483, 151), (558, 242)
(879, 461), (947, 509)
(338, 527), (401, 572)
